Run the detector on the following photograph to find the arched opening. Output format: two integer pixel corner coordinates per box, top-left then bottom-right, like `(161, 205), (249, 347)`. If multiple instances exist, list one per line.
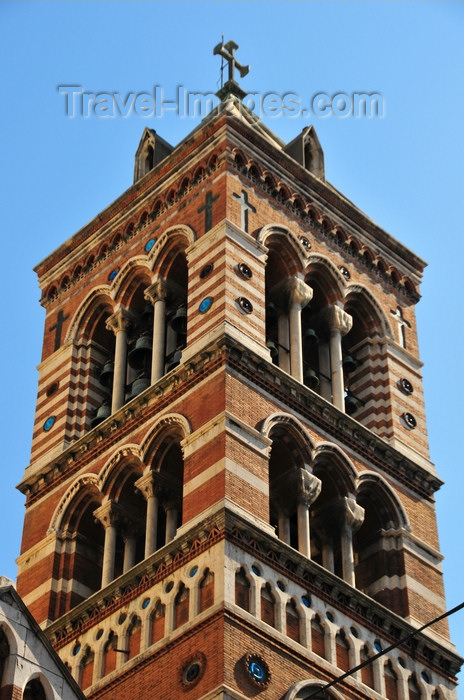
(408, 674), (422, 700)
(23, 679), (46, 700)
(173, 583), (189, 630)
(268, 422), (315, 556)
(60, 483), (104, 612)
(235, 568), (251, 612)
(260, 583), (276, 628)
(199, 568), (215, 612)
(102, 632), (118, 677)
(311, 615), (325, 659)
(80, 646), (95, 691)
(286, 600), (301, 644)
(0, 626), (9, 688)
(335, 630), (350, 671)
(360, 646), (375, 689)
(354, 476), (405, 613)
(343, 289), (388, 428)
(384, 660), (399, 700)
(127, 615), (142, 660)
(150, 601), (166, 644)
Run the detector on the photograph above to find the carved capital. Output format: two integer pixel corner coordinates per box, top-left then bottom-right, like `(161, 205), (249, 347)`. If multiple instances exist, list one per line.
(284, 277), (313, 310)
(144, 278), (168, 306)
(295, 468), (322, 507)
(322, 305), (353, 336)
(135, 471), (164, 500)
(343, 496), (365, 532)
(93, 501), (124, 529)
(105, 307), (134, 335)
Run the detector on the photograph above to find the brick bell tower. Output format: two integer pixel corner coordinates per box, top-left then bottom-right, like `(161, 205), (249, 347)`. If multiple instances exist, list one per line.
(16, 42), (461, 700)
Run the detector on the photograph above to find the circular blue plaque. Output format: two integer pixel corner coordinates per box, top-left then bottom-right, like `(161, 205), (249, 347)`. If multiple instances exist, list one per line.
(199, 297), (213, 313)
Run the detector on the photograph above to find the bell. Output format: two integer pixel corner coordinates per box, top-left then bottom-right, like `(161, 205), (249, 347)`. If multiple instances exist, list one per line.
(166, 350), (182, 372)
(342, 355), (356, 374)
(266, 339), (279, 360)
(140, 302), (154, 329)
(303, 328), (319, 347)
(128, 333), (152, 370)
(304, 368), (319, 389)
(91, 401), (111, 428)
(266, 302), (277, 323)
(170, 306), (187, 334)
(129, 373), (150, 398)
(344, 394), (358, 415)
(99, 360), (114, 387)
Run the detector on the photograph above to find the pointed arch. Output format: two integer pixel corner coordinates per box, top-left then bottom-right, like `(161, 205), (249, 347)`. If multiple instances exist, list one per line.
(283, 680), (346, 700)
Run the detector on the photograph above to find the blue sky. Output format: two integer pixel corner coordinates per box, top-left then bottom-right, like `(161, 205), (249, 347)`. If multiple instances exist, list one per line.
(1, 1), (463, 692)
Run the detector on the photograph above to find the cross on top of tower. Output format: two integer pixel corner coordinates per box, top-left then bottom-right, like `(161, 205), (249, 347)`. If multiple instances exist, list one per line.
(214, 39), (249, 101)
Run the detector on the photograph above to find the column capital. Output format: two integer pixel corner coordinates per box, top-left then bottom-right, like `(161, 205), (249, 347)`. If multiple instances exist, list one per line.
(323, 305), (353, 336)
(135, 471), (164, 499)
(343, 496), (365, 532)
(295, 468), (322, 507)
(144, 278), (168, 305)
(284, 276), (313, 309)
(105, 307), (134, 335)
(93, 501), (124, 529)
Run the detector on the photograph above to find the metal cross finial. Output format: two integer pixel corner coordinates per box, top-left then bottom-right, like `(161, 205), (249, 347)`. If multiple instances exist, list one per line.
(214, 40), (249, 84)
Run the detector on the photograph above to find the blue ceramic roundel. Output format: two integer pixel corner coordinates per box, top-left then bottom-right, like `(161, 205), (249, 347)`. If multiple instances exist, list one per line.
(145, 238), (156, 252)
(199, 297), (213, 313)
(43, 416), (56, 432)
(248, 661), (265, 682)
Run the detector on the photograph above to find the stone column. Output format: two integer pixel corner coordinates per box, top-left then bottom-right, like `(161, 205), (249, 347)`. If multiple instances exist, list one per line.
(144, 279), (168, 384)
(135, 471), (161, 558)
(278, 506), (291, 545)
(94, 501), (122, 588)
(318, 342), (332, 401)
(277, 310), (290, 372)
(323, 306), (353, 411)
(164, 492), (181, 544)
(121, 521), (138, 573)
(106, 308), (133, 413)
(340, 496), (365, 587)
(284, 277), (313, 383)
(295, 469), (322, 558)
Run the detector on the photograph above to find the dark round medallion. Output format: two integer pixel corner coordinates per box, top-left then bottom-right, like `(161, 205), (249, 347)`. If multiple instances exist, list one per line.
(180, 653), (206, 687)
(399, 378), (413, 394)
(340, 265), (351, 279)
(237, 262), (252, 279)
(237, 297), (253, 314)
(200, 262), (214, 278)
(403, 412), (417, 429)
(299, 236), (311, 249)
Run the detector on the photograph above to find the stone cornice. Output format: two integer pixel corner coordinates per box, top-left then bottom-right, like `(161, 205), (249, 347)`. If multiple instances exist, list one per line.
(43, 505), (462, 681)
(18, 334), (441, 503)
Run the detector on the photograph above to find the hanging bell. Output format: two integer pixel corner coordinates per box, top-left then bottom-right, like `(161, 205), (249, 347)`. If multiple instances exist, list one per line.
(99, 360), (114, 387)
(166, 350), (182, 372)
(303, 328), (319, 347)
(304, 368), (319, 389)
(129, 373), (150, 399)
(140, 302), (154, 329)
(170, 306), (187, 334)
(342, 355), (356, 374)
(266, 301), (277, 323)
(266, 339), (279, 360)
(91, 401), (111, 428)
(128, 333), (152, 370)
(344, 393), (358, 415)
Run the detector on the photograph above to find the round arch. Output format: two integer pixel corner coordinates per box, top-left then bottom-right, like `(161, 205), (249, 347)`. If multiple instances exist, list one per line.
(304, 255), (345, 306)
(260, 412), (314, 459)
(284, 679), (345, 700)
(48, 474), (101, 535)
(149, 224), (195, 275)
(140, 413), (192, 465)
(111, 258), (152, 305)
(66, 286), (113, 342)
(344, 283), (394, 340)
(258, 223), (309, 273)
(356, 471), (410, 531)
(98, 445), (143, 498)
(312, 442), (358, 494)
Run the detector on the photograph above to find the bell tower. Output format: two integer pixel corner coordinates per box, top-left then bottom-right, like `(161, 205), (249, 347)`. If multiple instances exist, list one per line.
(16, 42), (461, 700)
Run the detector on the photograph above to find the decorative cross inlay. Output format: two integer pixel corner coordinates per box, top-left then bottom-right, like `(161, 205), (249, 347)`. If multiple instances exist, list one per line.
(233, 189), (256, 233)
(49, 309), (69, 351)
(198, 191), (219, 232)
(213, 39), (249, 84)
(391, 306), (411, 348)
